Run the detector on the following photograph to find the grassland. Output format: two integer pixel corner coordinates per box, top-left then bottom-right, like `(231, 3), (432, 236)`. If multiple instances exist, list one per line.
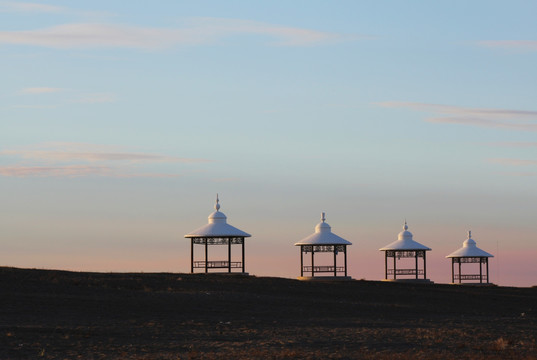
(1, 267), (536, 359)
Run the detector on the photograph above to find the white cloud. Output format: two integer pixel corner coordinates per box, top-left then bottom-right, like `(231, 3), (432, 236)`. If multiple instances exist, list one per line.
(478, 40), (537, 52)
(0, 18), (348, 50)
(0, 142), (211, 178)
(377, 102), (537, 132)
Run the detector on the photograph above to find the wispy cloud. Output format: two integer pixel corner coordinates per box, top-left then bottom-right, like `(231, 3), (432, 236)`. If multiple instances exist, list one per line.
(0, 142), (211, 178)
(488, 158), (537, 167)
(478, 40), (537, 52)
(0, 1), (65, 13)
(20, 87), (63, 94)
(0, 18), (350, 50)
(486, 142), (537, 148)
(377, 102), (537, 132)
(0, 1), (112, 18)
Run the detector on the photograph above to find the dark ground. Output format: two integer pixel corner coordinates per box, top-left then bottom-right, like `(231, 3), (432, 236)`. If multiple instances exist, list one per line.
(0, 267), (536, 359)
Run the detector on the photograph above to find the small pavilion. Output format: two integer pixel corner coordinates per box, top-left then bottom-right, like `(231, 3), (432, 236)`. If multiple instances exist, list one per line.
(379, 222), (432, 282)
(446, 231), (494, 284)
(294, 212), (352, 280)
(184, 195), (251, 274)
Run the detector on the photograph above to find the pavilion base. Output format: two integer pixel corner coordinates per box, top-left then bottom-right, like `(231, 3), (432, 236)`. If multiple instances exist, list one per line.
(194, 272), (250, 276)
(382, 279), (434, 284)
(297, 276), (353, 281)
(449, 282), (495, 286)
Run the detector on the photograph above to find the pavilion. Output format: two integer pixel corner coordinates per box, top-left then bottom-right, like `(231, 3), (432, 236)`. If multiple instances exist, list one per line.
(295, 212), (352, 280)
(184, 195), (251, 274)
(446, 231), (494, 285)
(379, 222), (432, 283)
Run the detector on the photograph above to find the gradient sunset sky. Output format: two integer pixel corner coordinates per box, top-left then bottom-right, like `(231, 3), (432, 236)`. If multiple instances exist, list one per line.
(1, 1), (537, 286)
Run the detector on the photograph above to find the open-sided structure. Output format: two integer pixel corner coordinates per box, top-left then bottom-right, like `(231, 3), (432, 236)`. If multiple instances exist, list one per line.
(294, 212), (352, 280)
(184, 195), (251, 274)
(379, 222), (432, 282)
(446, 231), (493, 284)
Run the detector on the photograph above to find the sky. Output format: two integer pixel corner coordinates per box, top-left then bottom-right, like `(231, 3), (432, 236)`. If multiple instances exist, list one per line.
(1, 1), (537, 287)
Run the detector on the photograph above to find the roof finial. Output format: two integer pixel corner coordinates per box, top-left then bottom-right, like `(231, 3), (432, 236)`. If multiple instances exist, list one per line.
(468, 230), (472, 239)
(403, 219), (408, 231)
(215, 194), (220, 211)
(321, 212), (326, 222)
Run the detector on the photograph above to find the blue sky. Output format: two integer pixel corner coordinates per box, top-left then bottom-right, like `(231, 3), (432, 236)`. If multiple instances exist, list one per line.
(1, 1), (537, 286)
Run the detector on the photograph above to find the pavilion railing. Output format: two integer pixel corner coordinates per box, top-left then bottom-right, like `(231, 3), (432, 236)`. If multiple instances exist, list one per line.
(303, 266), (345, 273)
(193, 261), (242, 268)
(454, 274), (485, 281)
(387, 269), (424, 276)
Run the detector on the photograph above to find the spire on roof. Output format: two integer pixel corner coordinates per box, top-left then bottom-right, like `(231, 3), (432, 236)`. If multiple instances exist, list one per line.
(321, 212), (326, 223)
(215, 194), (220, 211)
(403, 220), (408, 231)
(468, 230), (472, 239)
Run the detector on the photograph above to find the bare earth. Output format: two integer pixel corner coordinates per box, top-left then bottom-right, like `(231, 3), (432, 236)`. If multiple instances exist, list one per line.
(0, 267), (536, 359)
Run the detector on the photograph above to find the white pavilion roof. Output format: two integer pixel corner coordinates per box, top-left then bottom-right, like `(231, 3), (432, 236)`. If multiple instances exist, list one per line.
(446, 231), (493, 258)
(294, 213), (352, 246)
(184, 195), (251, 238)
(379, 222), (431, 251)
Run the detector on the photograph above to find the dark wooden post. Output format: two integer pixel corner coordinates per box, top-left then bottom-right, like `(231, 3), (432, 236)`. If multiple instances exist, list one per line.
(423, 251), (427, 280)
(333, 246), (337, 277)
(458, 260), (462, 284)
(344, 246), (348, 277)
(300, 246), (304, 277)
(241, 239), (245, 273)
(486, 258), (489, 283)
(191, 238), (194, 273)
(415, 251), (418, 279)
(393, 252), (397, 280)
(384, 252), (388, 280)
(228, 238), (232, 273)
(451, 258), (454, 283)
(204, 239), (208, 273)
(311, 249), (315, 277)
(479, 257), (483, 284)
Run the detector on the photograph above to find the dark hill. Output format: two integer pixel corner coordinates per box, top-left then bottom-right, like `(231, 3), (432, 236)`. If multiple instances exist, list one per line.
(1, 267), (536, 359)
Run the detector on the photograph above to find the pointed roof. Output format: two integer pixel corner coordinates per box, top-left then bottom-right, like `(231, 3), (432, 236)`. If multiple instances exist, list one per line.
(379, 221), (431, 251)
(446, 231), (493, 258)
(184, 195), (251, 238)
(295, 212), (352, 246)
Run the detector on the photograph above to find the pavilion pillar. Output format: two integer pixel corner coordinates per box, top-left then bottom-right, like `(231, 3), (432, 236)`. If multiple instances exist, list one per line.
(191, 238), (194, 273)
(228, 238), (232, 273)
(415, 251), (418, 279)
(384, 252), (388, 280)
(311, 249), (315, 277)
(241, 239), (245, 273)
(423, 251), (427, 280)
(486, 258), (489, 283)
(344, 246), (348, 277)
(393, 252), (397, 280)
(458, 260), (461, 284)
(451, 258), (454, 283)
(300, 246), (304, 277)
(333, 246), (337, 277)
(205, 239), (208, 273)
(479, 257), (483, 284)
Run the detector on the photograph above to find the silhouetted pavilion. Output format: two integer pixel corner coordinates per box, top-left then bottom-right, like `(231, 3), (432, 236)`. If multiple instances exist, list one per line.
(379, 222), (432, 282)
(294, 213), (352, 280)
(446, 231), (493, 284)
(184, 195), (251, 274)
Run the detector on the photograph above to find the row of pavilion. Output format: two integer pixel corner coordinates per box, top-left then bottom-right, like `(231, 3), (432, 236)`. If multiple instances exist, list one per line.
(184, 196), (494, 284)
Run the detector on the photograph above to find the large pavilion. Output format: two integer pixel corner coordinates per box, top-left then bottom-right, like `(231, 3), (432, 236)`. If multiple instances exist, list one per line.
(446, 231), (494, 284)
(294, 212), (352, 280)
(184, 195), (251, 274)
(379, 222), (432, 283)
